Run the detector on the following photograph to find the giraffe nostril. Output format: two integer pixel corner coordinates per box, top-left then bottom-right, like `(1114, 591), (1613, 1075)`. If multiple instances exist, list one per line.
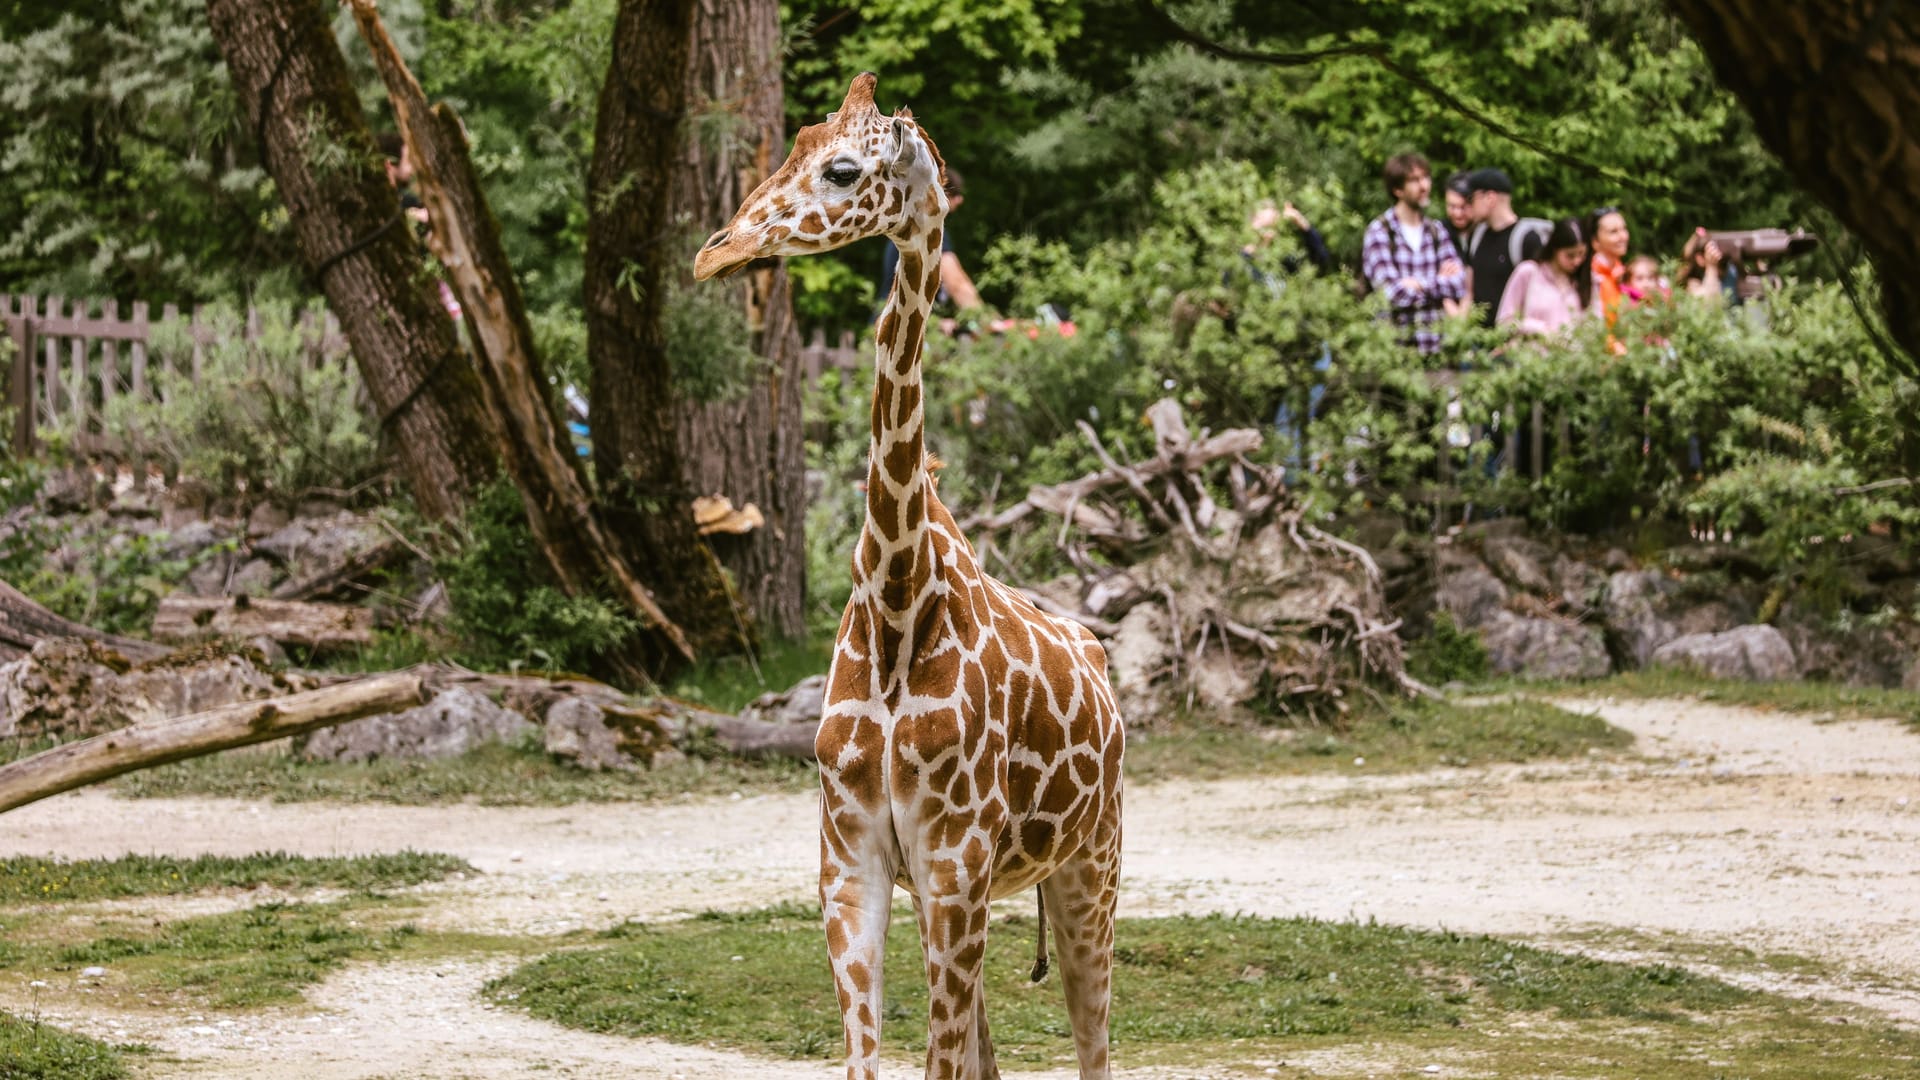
(705, 230), (731, 250)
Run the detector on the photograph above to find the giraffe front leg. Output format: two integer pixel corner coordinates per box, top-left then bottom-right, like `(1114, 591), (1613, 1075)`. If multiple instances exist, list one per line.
(910, 881), (992, 1080)
(821, 815), (895, 1079)
(1039, 822), (1121, 1080)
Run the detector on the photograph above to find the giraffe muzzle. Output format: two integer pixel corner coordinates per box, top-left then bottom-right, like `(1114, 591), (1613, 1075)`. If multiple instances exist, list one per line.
(693, 227), (756, 281)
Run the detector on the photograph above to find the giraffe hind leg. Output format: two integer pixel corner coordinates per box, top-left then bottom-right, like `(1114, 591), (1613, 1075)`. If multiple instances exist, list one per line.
(1039, 834), (1120, 1080)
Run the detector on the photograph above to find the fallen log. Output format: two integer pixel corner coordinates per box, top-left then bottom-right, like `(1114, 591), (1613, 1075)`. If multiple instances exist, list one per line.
(0, 579), (168, 664)
(151, 596), (376, 653)
(0, 673), (426, 813)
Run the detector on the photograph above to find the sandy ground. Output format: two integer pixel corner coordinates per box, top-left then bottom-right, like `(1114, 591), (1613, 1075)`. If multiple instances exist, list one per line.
(1, 695), (1915, 1078)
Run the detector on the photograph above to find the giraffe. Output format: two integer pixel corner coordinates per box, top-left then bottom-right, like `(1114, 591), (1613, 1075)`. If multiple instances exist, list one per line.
(694, 73), (1124, 1080)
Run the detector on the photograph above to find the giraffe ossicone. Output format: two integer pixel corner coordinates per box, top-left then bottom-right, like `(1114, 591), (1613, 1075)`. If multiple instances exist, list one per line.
(695, 73), (1126, 1080)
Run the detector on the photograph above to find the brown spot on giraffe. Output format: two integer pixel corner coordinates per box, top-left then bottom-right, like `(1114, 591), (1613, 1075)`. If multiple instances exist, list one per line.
(689, 73), (1123, 1080)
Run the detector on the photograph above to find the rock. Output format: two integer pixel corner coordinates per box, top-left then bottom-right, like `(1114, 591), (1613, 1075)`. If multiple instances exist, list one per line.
(1434, 555), (1509, 627)
(1477, 610), (1611, 680)
(1601, 570), (1681, 669)
(738, 674), (826, 728)
(300, 687), (536, 762)
(0, 639), (290, 740)
(1483, 535), (1555, 595)
(1651, 625), (1796, 682)
(1600, 548), (1632, 572)
(247, 502), (292, 539)
(1775, 615), (1915, 687)
(185, 552), (236, 597)
(1551, 555), (1606, 613)
(542, 698), (639, 772)
(253, 513), (387, 579)
(227, 558), (279, 597)
(160, 521), (225, 561)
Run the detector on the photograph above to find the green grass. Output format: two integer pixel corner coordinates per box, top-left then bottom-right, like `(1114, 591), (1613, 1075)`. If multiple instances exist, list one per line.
(488, 903), (1919, 1075)
(664, 632), (836, 713)
(104, 695), (1624, 806)
(0, 1011), (133, 1080)
(0, 851), (471, 906)
(1126, 696), (1632, 783)
(1535, 669), (1920, 730)
(112, 735), (817, 806)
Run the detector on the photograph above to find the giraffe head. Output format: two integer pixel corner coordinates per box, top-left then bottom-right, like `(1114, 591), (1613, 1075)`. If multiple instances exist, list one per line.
(693, 73), (947, 281)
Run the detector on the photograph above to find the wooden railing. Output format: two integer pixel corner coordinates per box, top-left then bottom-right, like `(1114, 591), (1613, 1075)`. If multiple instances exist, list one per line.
(1, 295), (346, 458)
(799, 327), (862, 383)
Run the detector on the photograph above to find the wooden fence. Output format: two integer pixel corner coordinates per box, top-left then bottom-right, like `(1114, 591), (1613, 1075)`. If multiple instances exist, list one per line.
(1, 295), (346, 458)
(798, 327), (862, 383)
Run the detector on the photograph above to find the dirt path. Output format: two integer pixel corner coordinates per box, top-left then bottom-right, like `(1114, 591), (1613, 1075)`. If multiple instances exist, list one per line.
(3, 696), (1915, 1078)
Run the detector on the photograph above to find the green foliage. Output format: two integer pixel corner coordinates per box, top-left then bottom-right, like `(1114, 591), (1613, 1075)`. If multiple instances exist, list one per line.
(112, 735), (817, 806)
(436, 476), (639, 673)
(1408, 611), (1491, 684)
(0, 515), (209, 636)
(0, 1012), (130, 1080)
(664, 631), (836, 713)
(0, 851), (470, 906)
(0, 0), (291, 299)
(88, 301), (381, 505)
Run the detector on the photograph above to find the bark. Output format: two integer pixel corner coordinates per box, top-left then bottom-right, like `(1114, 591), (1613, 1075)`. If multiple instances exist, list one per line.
(585, 0), (745, 660)
(0, 673), (426, 814)
(204, 0), (499, 522)
(345, 0), (694, 670)
(150, 596), (376, 654)
(1666, 0), (1920, 362)
(672, 0), (808, 638)
(0, 579), (168, 664)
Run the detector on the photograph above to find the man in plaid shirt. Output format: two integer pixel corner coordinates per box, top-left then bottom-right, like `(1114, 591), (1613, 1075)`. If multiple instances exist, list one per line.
(1361, 153), (1468, 355)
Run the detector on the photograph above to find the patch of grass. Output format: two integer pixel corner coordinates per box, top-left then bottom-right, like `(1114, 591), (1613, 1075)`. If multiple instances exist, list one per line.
(1407, 610), (1491, 684)
(0, 1011), (133, 1080)
(1127, 697), (1631, 784)
(112, 737), (816, 806)
(56, 902), (417, 1008)
(0, 851), (471, 906)
(1541, 669), (1920, 730)
(488, 905), (1920, 1074)
(665, 632), (835, 714)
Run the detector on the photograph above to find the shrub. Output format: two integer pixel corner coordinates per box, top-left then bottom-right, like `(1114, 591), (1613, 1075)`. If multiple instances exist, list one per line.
(92, 300), (382, 505)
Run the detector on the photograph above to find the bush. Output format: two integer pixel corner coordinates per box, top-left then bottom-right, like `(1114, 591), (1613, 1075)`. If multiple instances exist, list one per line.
(435, 477), (638, 672)
(90, 300), (382, 505)
(803, 160), (1919, 603)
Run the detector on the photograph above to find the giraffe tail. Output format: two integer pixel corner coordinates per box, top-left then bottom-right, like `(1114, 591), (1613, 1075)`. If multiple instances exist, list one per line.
(1028, 889), (1050, 983)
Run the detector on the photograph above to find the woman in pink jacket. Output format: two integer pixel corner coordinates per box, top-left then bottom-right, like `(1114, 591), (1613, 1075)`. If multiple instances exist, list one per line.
(1495, 218), (1596, 338)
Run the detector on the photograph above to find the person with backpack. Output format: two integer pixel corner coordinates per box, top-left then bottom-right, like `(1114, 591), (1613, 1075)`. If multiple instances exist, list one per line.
(1360, 153), (1468, 356)
(1464, 168), (1551, 326)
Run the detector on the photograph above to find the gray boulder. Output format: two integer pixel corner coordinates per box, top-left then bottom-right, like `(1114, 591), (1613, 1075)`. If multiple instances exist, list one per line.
(300, 687), (535, 762)
(1435, 555), (1509, 626)
(1483, 535), (1555, 595)
(1478, 610), (1612, 680)
(542, 698), (638, 773)
(253, 513), (387, 579)
(738, 674), (826, 728)
(1601, 569), (1680, 669)
(1651, 625), (1796, 682)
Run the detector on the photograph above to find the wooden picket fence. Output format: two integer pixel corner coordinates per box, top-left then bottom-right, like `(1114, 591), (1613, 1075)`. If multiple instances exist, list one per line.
(799, 327), (862, 382)
(1, 295), (347, 459)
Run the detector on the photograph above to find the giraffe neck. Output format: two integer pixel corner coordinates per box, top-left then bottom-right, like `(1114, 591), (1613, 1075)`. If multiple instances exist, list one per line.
(859, 209), (946, 633)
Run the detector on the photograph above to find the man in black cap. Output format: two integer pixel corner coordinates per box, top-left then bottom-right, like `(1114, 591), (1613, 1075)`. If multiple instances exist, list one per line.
(1464, 167), (1551, 325)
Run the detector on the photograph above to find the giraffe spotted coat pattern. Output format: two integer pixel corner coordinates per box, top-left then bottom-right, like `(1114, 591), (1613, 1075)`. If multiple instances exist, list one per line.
(694, 74), (1125, 1080)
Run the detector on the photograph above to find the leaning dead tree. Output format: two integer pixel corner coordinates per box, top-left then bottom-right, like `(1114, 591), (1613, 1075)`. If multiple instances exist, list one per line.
(0, 673), (427, 813)
(966, 399), (1429, 725)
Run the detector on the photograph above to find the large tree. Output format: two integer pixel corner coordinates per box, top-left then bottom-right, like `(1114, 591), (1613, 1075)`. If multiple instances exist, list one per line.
(1665, 0), (1920, 365)
(584, 0), (746, 657)
(204, 0), (499, 522)
(672, 0), (808, 638)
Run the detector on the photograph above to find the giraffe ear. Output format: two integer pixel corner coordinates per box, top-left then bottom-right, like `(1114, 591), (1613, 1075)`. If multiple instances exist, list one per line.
(888, 117), (918, 177)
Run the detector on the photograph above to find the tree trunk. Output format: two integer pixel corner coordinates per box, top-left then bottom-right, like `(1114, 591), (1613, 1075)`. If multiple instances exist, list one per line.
(1666, 0), (1920, 362)
(584, 0), (746, 660)
(0, 673), (426, 814)
(0, 580), (167, 664)
(345, 0), (694, 671)
(204, 0), (499, 523)
(673, 0), (808, 638)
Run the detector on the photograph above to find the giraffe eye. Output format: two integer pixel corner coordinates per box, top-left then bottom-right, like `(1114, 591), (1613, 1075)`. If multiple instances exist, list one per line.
(823, 164), (861, 186)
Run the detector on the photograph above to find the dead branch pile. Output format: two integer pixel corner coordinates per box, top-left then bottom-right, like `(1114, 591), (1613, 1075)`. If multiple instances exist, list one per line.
(964, 399), (1429, 725)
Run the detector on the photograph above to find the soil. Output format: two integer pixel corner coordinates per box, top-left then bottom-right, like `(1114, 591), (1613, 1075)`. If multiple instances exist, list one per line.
(1, 695), (1915, 1078)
